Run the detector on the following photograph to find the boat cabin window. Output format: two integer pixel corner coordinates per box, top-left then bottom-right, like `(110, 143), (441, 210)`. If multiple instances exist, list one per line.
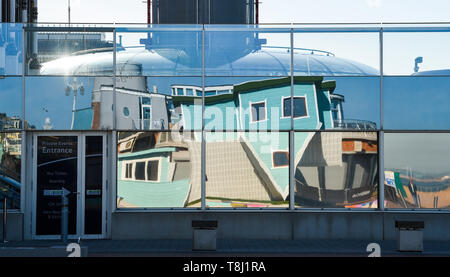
(135, 162), (146, 180)
(124, 163), (133, 179)
(122, 159), (160, 182)
(147, 160), (159, 181)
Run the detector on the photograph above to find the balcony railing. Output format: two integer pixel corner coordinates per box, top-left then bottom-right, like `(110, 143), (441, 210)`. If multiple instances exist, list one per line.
(334, 119), (377, 130)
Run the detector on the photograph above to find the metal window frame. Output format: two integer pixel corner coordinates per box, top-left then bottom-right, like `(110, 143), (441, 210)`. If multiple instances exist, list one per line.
(2, 23), (449, 214)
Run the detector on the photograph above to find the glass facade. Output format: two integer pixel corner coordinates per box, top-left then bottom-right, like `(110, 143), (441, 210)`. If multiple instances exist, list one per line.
(1, 23), (450, 211)
(0, 132), (21, 210)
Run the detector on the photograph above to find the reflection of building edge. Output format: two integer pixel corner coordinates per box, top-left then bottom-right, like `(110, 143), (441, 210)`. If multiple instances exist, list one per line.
(384, 170), (450, 209)
(295, 132), (378, 208)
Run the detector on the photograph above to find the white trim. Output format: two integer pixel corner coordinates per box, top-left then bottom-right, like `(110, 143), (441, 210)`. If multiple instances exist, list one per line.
(171, 84), (233, 97)
(312, 84), (321, 129)
(239, 93), (244, 130)
(327, 90), (334, 129)
(249, 99), (268, 123)
(120, 157), (162, 183)
(280, 95), (309, 120)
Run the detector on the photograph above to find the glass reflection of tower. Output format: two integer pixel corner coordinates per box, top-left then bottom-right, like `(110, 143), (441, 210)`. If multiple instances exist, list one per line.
(140, 0), (262, 71)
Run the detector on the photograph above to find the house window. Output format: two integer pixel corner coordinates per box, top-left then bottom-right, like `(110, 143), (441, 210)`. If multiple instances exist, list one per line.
(251, 102), (266, 122)
(147, 160), (159, 181)
(283, 97), (307, 118)
(273, 151), (289, 167)
(135, 162), (146, 180)
(186, 88), (194, 96)
(177, 88), (184, 95)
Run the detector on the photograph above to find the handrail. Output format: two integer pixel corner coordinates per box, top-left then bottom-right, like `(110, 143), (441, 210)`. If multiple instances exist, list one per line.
(334, 119), (377, 130)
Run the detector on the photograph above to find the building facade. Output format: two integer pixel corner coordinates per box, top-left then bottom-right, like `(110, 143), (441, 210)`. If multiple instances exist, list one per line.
(1, 1), (450, 241)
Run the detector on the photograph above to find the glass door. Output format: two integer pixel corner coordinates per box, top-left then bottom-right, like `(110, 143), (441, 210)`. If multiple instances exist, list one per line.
(81, 134), (106, 238)
(33, 133), (106, 239)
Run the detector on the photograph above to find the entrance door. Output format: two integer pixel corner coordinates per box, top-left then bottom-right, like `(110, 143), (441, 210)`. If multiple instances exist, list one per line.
(32, 133), (106, 239)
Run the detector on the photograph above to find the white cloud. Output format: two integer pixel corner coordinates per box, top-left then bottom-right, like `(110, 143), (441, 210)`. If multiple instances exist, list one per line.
(71, 0), (82, 8)
(366, 0), (383, 8)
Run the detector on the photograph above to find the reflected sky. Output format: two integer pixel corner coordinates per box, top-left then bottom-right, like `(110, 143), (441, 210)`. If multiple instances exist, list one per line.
(25, 77), (94, 130)
(0, 78), (22, 120)
(384, 77), (450, 130)
(324, 76), (380, 127)
(385, 133), (450, 176)
(384, 32), (450, 75)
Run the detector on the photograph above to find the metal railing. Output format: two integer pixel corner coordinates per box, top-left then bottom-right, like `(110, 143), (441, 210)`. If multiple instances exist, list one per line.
(263, 45), (335, 56)
(334, 119), (377, 130)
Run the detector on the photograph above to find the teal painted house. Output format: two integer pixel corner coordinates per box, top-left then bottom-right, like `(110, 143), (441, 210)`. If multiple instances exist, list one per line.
(172, 76), (336, 131)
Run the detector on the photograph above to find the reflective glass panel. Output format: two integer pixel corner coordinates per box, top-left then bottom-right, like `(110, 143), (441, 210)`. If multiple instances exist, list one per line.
(0, 77), (22, 131)
(294, 131), (378, 208)
(0, 23), (23, 76)
(322, 76), (380, 131)
(383, 31), (450, 76)
(293, 31), (379, 76)
(116, 76), (202, 131)
(36, 135), (77, 235)
(25, 76), (113, 130)
(383, 76), (450, 130)
(204, 76), (289, 131)
(205, 131), (289, 208)
(115, 25), (202, 76)
(384, 133), (450, 209)
(205, 25), (291, 76)
(0, 132), (21, 210)
(117, 131), (200, 208)
(26, 29), (114, 76)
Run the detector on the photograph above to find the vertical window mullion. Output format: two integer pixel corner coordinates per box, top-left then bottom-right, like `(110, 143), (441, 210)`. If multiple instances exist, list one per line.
(378, 27), (385, 212)
(289, 27), (295, 211)
(201, 25), (206, 210)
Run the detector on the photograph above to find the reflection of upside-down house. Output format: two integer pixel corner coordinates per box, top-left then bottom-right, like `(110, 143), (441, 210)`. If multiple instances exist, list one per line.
(115, 76), (378, 208)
